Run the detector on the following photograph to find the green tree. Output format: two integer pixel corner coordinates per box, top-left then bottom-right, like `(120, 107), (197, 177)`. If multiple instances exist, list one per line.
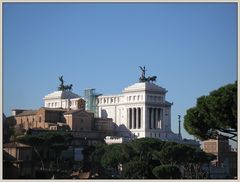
(184, 81), (237, 141)
(100, 144), (130, 176)
(17, 131), (73, 170)
(152, 165), (181, 179)
(155, 142), (192, 165)
(89, 138), (215, 179)
(42, 132), (73, 170)
(182, 147), (216, 179)
(128, 138), (164, 162)
(17, 134), (45, 169)
(122, 161), (148, 179)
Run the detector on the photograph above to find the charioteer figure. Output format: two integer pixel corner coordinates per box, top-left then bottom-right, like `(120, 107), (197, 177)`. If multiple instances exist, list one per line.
(58, 76), (73, 91)
(139, 66), (157, 83)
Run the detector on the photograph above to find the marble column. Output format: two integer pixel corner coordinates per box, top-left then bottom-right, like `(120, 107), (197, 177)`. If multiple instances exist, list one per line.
(132, 108), (135, 129)
(151, 108), (154, 129)
(149, 108), (152, 129)
(138, 108), (141, 129)
(136, 107), (139, 129)
(133, 108), (136, 129)
(129, 108), (132, 129)
(153, 108), (156, 129)
(127, 108), (129, 128)
(158, 108), (161, 129)
(141, 107), (143, 129)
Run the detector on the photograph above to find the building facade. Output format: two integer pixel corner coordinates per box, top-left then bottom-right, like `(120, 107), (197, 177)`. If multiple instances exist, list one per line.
(96, 81), (179, 141)
(14, 108), (69, 130)
(3, 142), (35, 178)
(44, 90), (85, 110)
(202, 137), (237, 178)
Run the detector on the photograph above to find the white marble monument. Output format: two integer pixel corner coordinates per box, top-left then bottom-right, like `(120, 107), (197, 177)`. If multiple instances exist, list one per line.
(97, 67), (179, 141)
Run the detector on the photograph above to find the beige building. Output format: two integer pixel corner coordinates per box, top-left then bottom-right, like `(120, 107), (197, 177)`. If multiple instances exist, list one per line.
(64, 110), (94, 131)
(3, 142), (35, 178)
(202, 137), (237, 178)
(14, 108), (69, 130)
(203, 137), (230, 165)
(13, 107), (114, 133)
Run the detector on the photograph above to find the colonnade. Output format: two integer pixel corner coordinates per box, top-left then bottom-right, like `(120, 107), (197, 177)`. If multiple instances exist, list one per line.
(148, 108), (163, 129)
(127, 107), (142, 129)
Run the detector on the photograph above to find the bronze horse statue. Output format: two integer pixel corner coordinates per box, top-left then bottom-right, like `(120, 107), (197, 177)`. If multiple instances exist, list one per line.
(57, 76), (73, 91)
(147, 76), (157, 82)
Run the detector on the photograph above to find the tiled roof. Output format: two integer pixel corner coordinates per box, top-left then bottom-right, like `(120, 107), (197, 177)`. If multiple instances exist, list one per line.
(15, 110), (37, 117)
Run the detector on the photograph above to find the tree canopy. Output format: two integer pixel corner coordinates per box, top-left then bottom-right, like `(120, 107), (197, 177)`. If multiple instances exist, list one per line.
(184, 81), (237, 142)
(152, 165), (181, 179)
(88, 138), (214, 179)
(16, 131), (73, 170)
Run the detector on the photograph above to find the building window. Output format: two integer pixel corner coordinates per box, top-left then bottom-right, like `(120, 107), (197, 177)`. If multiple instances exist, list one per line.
(39, 117), (41, 123)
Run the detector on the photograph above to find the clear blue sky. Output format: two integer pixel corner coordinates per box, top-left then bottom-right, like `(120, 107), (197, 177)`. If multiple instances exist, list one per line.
(3, 3), (237, 140)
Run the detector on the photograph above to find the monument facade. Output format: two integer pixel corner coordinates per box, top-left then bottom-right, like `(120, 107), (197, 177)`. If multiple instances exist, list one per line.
(96, 67), (179, 140)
